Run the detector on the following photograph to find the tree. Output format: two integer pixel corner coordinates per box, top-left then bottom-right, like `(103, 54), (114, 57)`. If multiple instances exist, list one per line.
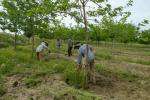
(0, 0), (71, 55)
(60, 0), (134, 42)
(0, 0), (22, 49)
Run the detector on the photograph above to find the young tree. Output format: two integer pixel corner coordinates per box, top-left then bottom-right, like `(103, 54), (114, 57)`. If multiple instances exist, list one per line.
(0, 0), (22, 49)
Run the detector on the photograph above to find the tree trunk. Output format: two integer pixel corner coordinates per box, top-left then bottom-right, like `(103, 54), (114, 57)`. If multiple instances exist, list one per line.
(14, 32), (17, 50)
(28, 38), (30, 45)
(98, 40), (100, 47)
(31, 35), (35, 58)
(82, 1), (88, 42)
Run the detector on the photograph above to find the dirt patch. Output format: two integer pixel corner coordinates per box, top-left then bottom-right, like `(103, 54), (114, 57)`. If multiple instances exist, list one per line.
(2, 74), (100, 100)
(89, 76), (150, 100)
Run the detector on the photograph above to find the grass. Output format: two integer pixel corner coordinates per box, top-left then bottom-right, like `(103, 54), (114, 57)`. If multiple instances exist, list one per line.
(136, 60), (150, 65)
(0, 36), (150, 99)
(0, 76), (6, 97)
(114, 55), (150, 66)
(96, 64), (139, 81)
(41, 81), (101, 100)
(0, 46), (101, 99)
(23, 76), (42, 88)
(95, 50), (112, 60)
(64, 66), (87, 88)
(52, 88), (101, 100)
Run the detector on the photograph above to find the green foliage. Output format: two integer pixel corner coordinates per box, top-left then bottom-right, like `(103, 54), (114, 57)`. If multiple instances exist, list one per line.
(138, 29), (150, 44)
(0, 33), (28, 48)
(0, 0), (71, 39)
(90, 20), (138, 43)
(0, 33), (13, 48)
(0, 33), (13, 43)
(52, 26), (86, 40)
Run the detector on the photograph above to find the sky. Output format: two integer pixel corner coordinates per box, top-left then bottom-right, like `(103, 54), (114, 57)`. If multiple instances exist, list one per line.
(63, 0), (150, 30)
(109, 0), (150, 29)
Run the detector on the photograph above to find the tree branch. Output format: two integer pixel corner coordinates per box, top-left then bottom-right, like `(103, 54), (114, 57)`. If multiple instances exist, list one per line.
(92, 1), (102, 8)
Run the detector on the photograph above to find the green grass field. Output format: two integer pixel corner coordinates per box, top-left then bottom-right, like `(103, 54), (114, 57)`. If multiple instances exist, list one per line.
(0, 37), (150, 100)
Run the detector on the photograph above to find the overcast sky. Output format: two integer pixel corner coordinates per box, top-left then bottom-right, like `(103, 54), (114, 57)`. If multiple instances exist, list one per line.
(110, 0), (150, 29)
(63, 0), (150, 30)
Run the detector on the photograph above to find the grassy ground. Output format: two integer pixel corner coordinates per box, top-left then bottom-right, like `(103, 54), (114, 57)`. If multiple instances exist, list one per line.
(0, 46), (101, 100)
(0, 39), (150, 100)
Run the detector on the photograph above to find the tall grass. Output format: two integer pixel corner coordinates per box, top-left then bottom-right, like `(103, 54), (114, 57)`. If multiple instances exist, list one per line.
(64, 66), (87, 88)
